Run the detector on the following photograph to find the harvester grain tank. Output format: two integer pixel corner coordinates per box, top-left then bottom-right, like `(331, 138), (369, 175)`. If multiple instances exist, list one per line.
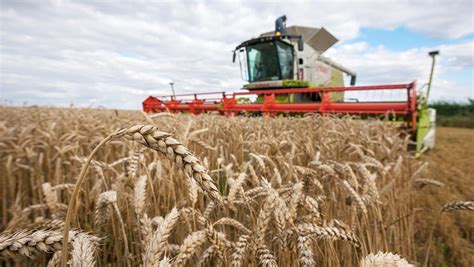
(142, 16), (438, 156)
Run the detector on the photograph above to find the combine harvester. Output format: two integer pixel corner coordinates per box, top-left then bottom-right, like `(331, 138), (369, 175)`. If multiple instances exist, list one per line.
(143, 16), (438, 156)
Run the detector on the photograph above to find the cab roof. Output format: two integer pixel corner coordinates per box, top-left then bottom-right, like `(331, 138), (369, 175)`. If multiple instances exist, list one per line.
(259, 26), (338, 53)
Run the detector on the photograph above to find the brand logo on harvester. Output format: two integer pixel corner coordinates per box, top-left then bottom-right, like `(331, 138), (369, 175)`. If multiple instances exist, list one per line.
(254, 83), (270, 88)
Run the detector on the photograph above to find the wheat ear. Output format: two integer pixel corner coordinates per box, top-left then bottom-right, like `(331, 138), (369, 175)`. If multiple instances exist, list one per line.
(285, 223), (360, 247)
(140, 214), (153, 248)
(361, 251), (413, 267)
(213, 217), (251, 234)
(230, 234), (250, 267)
(413, 178), (445, 188)
(47, 251), (62, 267)
(441, 201), (474, 212)
(127, 151), (140, 178)
(42, 183), (59, 215)
(0, 229), (98, 258)
(256, 244), (278, 267)
(143, 207), (180, 265)
(94, 191), (117, 227)
(342, 180), (368, 216)
(123, 125), (223, 203)
(51, 184), (75, 192)
(298, 235), (315, 267)
(174, 230), (208, 266)
(203, 201), (216, 220)
(205, 224), (231, 264)
(70, 233), (97, 267)
(134, 175), (148, 215)
(197, 245), (216, 266)
(157, 256), (172, 267)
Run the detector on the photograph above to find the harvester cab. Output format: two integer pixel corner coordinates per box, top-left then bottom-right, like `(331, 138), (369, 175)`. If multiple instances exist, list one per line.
(233, 15), (356, 103)
(142, 15), (439, 157)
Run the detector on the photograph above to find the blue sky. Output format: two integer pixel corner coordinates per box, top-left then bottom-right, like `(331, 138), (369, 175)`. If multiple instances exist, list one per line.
(0, 0), (473, 109)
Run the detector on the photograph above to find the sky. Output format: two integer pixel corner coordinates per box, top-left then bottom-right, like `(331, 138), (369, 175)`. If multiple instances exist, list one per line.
(0, 0), (473, 110)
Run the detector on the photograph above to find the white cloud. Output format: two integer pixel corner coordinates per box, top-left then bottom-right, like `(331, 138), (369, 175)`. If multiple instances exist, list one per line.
(326, 40), (474, 102)
(0, 0), (472, 109)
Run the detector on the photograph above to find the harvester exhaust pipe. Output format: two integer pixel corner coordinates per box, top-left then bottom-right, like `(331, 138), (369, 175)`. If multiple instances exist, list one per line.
(350, 75), (357, 86)
(297, 37), (304, 51)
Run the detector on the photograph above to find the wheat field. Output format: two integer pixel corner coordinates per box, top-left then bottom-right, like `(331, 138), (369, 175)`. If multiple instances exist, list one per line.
(0, 106), (472, 266)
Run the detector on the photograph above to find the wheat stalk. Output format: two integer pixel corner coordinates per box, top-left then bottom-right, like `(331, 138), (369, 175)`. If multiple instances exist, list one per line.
(111, 201), (131, 266)
(61, 129), (125, 266)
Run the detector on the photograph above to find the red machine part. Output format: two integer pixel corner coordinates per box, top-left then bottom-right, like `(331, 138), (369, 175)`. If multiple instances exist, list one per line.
(143, 82), (418, 130)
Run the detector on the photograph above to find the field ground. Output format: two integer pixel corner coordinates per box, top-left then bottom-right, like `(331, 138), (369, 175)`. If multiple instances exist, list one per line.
(424, 127), (473, 197)
(0, 107), (473, 266)
(417, 127), (474, 265)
